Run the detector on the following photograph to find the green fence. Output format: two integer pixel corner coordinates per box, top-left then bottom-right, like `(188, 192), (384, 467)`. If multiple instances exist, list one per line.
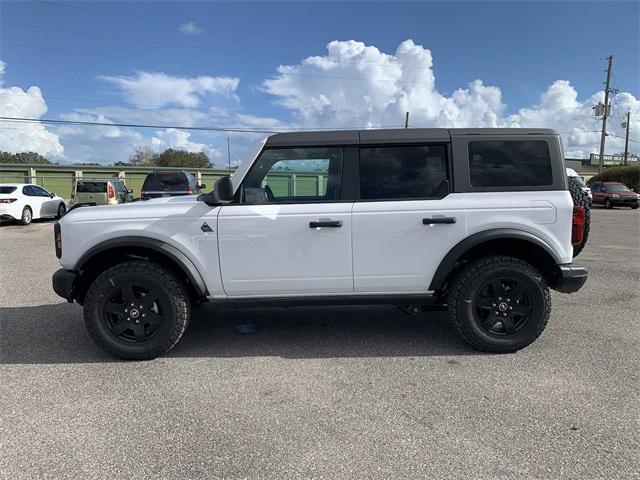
(0, 164), (326, 201)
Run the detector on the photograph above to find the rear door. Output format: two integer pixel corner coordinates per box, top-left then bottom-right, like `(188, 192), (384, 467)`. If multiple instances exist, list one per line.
(352, 143), (467, 293)
(218, 146), (353, 297)
(76, 181), (108, 205)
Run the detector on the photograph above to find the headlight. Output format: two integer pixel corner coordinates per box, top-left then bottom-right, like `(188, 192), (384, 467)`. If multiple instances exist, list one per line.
(54, 223), (62, 259)
(611, 194), (620, 199)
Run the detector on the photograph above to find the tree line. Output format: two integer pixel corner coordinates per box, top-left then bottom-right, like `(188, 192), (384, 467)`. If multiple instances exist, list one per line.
(0, 147), (212, 168)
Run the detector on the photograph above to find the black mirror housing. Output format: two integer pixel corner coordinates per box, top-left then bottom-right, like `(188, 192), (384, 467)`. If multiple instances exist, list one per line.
(198, 176), (233, 206)
(198, 184), (206, 189)
(49, 193), (55, 198)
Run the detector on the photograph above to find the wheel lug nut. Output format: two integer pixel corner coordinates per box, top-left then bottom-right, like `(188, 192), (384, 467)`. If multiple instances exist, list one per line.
(492, 303), (496, 307)
(509, 306), (513, 310)
(498, 297), (502, 301)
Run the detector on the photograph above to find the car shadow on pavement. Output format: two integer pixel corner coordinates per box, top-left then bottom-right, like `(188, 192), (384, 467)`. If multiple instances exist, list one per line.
(0, 302), (480, 364)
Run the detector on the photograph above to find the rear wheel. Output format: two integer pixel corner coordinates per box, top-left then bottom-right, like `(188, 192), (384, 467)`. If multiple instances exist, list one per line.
(20, 206), (32, 225)
(83, 260), (190, 360)
(448, 256), (551, 353)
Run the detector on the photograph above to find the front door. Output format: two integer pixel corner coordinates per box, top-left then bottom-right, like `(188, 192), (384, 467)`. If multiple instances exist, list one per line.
(352, 144), (467, 293)
(218, 146), (353, 297)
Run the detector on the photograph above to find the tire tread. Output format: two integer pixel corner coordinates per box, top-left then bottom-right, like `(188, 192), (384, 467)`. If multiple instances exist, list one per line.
(83, 260), (190, 360)
(448, 255), (551, 353)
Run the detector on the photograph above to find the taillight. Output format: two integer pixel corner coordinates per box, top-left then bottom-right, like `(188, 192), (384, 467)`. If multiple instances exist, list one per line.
(54, 223), (62, 258)
(107, 184), (115, 200)
(186, 187), (193, 195)
(140, 190), (145, 197)
(572, 205), (585, 246)
(0, 198), (17, 203)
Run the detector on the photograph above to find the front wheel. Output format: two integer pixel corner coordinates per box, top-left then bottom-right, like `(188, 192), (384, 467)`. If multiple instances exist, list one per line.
(56, 202), (66, 218)
(83, 260), (190, 360)
(605, 199), (613, 209)
(448, 256), (551, 353)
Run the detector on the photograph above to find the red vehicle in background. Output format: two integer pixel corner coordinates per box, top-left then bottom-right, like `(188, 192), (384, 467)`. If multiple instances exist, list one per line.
(590, 181), (639, 209)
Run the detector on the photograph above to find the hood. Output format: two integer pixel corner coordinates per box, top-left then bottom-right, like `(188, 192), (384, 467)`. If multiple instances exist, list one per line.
(60, 194), (213, 224)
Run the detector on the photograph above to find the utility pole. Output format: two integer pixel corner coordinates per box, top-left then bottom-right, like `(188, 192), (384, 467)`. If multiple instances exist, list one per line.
(227, 137), (231, 173)
(623, 110), (630, 165)
(405, 112), (409, 129)
(598, 55), (613, 174)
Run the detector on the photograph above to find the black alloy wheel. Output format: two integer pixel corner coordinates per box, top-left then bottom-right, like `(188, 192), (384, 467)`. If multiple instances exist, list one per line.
(474, 277), (533, 335)
(102, 282), (166, 343)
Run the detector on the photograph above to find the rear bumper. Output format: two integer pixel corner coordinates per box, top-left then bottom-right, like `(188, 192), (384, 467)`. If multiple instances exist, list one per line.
(553, 264), (588, 293)
(52, 269), (78, 302)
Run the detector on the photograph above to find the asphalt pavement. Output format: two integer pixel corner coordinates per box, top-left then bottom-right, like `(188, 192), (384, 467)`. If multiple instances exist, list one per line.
(1, 207), (638, 479)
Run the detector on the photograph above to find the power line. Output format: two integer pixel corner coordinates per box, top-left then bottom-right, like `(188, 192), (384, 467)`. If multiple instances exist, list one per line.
(1, 41), (607, 89)
(0, 41), (452, 87)
(0, 92), (394, 123)
(0, 115), (404, 132)
(38, 0), (328, 43)
(1, 20), (498, 74)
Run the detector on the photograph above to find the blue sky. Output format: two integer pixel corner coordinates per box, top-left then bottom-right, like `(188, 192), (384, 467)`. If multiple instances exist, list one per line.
(1, 1), (638, 164)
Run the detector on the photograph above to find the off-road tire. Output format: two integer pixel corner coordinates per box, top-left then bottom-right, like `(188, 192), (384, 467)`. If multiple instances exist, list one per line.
(84, 260), (190, 360)
(20, 206), (32, 225)
(568, 176), (591, 257)
(448, 256), (551, 353)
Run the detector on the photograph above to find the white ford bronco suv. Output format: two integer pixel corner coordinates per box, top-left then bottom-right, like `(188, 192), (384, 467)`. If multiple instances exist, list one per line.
(52, 128), (588, 359)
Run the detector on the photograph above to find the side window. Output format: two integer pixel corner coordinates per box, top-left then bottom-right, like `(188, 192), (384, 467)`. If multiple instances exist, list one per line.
(469, 141), (552, 188)
(22, 186), (34, 196)
(32, 186), (50, 197)
(241, 147), (343, 203)
(359, 145), (448, 200)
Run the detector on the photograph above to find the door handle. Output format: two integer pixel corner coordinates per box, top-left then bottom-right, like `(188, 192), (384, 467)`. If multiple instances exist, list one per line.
(309, 220), (343, 228)
(423, 216), (456, 225)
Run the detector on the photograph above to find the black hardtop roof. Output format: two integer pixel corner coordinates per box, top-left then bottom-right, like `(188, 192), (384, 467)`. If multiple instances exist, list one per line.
(265, 128), (557, 146)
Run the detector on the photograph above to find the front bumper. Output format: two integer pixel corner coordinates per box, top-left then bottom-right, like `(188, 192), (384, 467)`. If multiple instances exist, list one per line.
(553, 264), (588, 293)
(52, 269), (78, 302)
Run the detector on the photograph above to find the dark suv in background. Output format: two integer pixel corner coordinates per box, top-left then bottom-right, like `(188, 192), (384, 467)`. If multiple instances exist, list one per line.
(140, 170), (205, 200)
(590, 181), (639, 209)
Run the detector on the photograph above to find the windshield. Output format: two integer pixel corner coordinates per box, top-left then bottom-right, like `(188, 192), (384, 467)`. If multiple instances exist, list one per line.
(0, 186), (17, 194)
(231, 136), (268, 192)
(606, 183), (631, 192)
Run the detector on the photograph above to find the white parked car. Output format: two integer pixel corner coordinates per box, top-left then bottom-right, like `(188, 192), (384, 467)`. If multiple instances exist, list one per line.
(0, 183), (66, 225)
(53, 128), (588, 360)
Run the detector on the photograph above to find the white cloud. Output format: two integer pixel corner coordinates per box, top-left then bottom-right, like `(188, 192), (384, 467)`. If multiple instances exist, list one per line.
(99, 72), (239, 108)
(150, 128), (225, 163)
(179, 22), (202, 35)
(0, 61), (64, 157)
(263, 39), (639, 157)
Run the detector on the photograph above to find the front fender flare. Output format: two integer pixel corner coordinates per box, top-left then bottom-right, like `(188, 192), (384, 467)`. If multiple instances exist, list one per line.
(75, 236), (208, 296)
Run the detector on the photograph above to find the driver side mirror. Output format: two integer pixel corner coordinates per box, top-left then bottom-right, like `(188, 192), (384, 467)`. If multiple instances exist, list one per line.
(198, 176), (233, 206)
(49, 192), (55, 198)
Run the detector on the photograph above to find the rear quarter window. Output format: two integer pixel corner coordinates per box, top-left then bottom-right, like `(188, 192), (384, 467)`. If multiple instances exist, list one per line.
(469, 141), (553, 188)
(0, 186), (17, 194)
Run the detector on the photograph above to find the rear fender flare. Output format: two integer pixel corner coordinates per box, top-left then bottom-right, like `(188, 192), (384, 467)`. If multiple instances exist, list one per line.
(428, 229), (562, 291)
